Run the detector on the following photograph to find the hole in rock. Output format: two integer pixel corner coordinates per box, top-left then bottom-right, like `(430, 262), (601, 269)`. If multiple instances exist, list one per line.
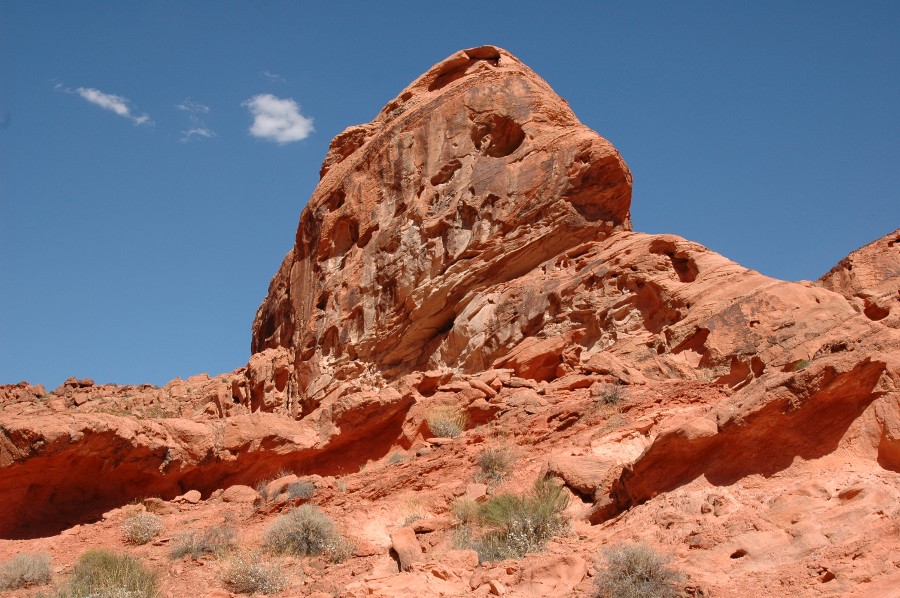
(357, 223), (378, 249)
(648, 239), (698, 282)
(750, 356), (765, 377)
(730, 549), (748, 559)
(837, 486), (863, 501)
(470, 114), (525, 158)
(715, 356), (752, 389)
(316, 291), (330, 311)
(862, 299), (889, 321)
(430, 159), (462, 186)
(331, 218), (360, 256)
(324, 189), (345, 211)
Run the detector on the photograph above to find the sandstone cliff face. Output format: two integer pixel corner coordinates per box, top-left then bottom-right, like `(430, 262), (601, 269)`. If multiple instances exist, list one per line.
(251, 46), (633, 411)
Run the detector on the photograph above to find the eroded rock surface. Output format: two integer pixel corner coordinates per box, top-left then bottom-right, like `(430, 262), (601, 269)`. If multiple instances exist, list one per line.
(819, 227), (900, 328)
(251, 46), (633, 411)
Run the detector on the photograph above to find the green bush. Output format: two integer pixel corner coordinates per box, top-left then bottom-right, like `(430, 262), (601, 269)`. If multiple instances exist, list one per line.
(122, 512), (163, 545)
(170, 524), (235, 559)
(221, 553), (287, 595)
(0, 552), (51, 589)
(476, 447), (513, 483)
(426, 406), (468, 438)
(263, 505), (353, 562)
(593, 543), (682, 598)
(457, 477), (569, 563)
(52, 549), (158, 598)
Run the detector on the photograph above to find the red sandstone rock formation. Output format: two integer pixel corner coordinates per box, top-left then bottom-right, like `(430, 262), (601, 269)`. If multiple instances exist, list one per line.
(819, 227), (900, 328)
(1, 46), (898, 597)
(251, 46), (632, 411)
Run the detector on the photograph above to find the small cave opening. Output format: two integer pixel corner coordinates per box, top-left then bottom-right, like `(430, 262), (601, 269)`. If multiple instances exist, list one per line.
(862, 299), (889, 321)
(470, 114), (525, 158)
(648, 239), (699, 283)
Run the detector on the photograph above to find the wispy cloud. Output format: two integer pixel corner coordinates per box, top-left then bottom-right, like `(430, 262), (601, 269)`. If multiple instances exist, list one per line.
(260, 69), (286, 83)
(242, 94), (313, 144)
(61, 84), (152, 126)
(180, 126), (216, 143)
(175, 98), (209, 114)
(175, 97), (216, 142)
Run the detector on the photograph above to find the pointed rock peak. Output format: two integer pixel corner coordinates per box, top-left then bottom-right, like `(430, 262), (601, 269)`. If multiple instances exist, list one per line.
(253, 46), (632, 404)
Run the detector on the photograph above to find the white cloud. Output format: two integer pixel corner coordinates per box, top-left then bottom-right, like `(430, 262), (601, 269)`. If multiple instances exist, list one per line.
(242, 94), (313, 144)
(74, 87), (152, 126)
(176, 98), (209, 114)
(176, 97), (215, 142)
(260, 70), (286, 83)
(180, 127), (216, 143)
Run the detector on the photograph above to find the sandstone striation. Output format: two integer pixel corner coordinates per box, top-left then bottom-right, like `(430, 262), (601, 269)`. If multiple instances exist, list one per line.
(1, 46), (898, 597)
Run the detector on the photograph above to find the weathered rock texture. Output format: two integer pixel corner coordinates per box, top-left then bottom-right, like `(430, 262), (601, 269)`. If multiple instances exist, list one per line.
(1, 46), (899, 597)
(251, 46), (632, 412)
(819, 227), (900, 329)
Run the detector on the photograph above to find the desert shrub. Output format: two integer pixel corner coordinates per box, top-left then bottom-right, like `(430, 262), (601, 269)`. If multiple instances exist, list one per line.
(593, 543), (682, 598)
(286, 480), (316, 500)
(450, 498), (480, 524)
(594, 382), (623, 406)
(402, 513), (423, 527)
(476, 447), (513, 483)
(0, 552), (51, 589)
(170, 524), (235, 559)
(221, 553), (287, 595)
(263, 505), (353, 562)
(255, 479), (271, 503)
(791, 359), (810, 371)
(426, 406), (468, 438)
(457, 477), (569, 563)
(122, 512), (163, 545)
(388, 451), (410, 465)
(56, 549), (158, 598)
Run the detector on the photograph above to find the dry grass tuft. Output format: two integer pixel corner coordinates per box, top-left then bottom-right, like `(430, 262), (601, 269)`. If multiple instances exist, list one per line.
(45, 549), (158, 598)
(426, 406), (468, 438)
(263, 504), (354, 562)
(0, 552), (51, 589)
(170, 524), (236, 559)
(593, 543), (682, 598)
(122, 512), (163, 545)
(221, 552), (287, 595)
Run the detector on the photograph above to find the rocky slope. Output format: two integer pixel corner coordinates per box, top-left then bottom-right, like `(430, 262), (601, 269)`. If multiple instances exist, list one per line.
(1, 46), (898, 597)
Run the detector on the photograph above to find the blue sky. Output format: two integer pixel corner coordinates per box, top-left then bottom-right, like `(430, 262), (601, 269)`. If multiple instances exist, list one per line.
(2, 2), (898, 389)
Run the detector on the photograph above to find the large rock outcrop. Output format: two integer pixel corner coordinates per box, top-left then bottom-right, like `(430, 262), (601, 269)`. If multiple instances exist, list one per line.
(819, 227), (900, 328)
(251, 46), (633, 412)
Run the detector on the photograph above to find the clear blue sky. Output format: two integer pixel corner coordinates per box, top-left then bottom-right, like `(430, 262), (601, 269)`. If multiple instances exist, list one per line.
(2, 2), (898, 389)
